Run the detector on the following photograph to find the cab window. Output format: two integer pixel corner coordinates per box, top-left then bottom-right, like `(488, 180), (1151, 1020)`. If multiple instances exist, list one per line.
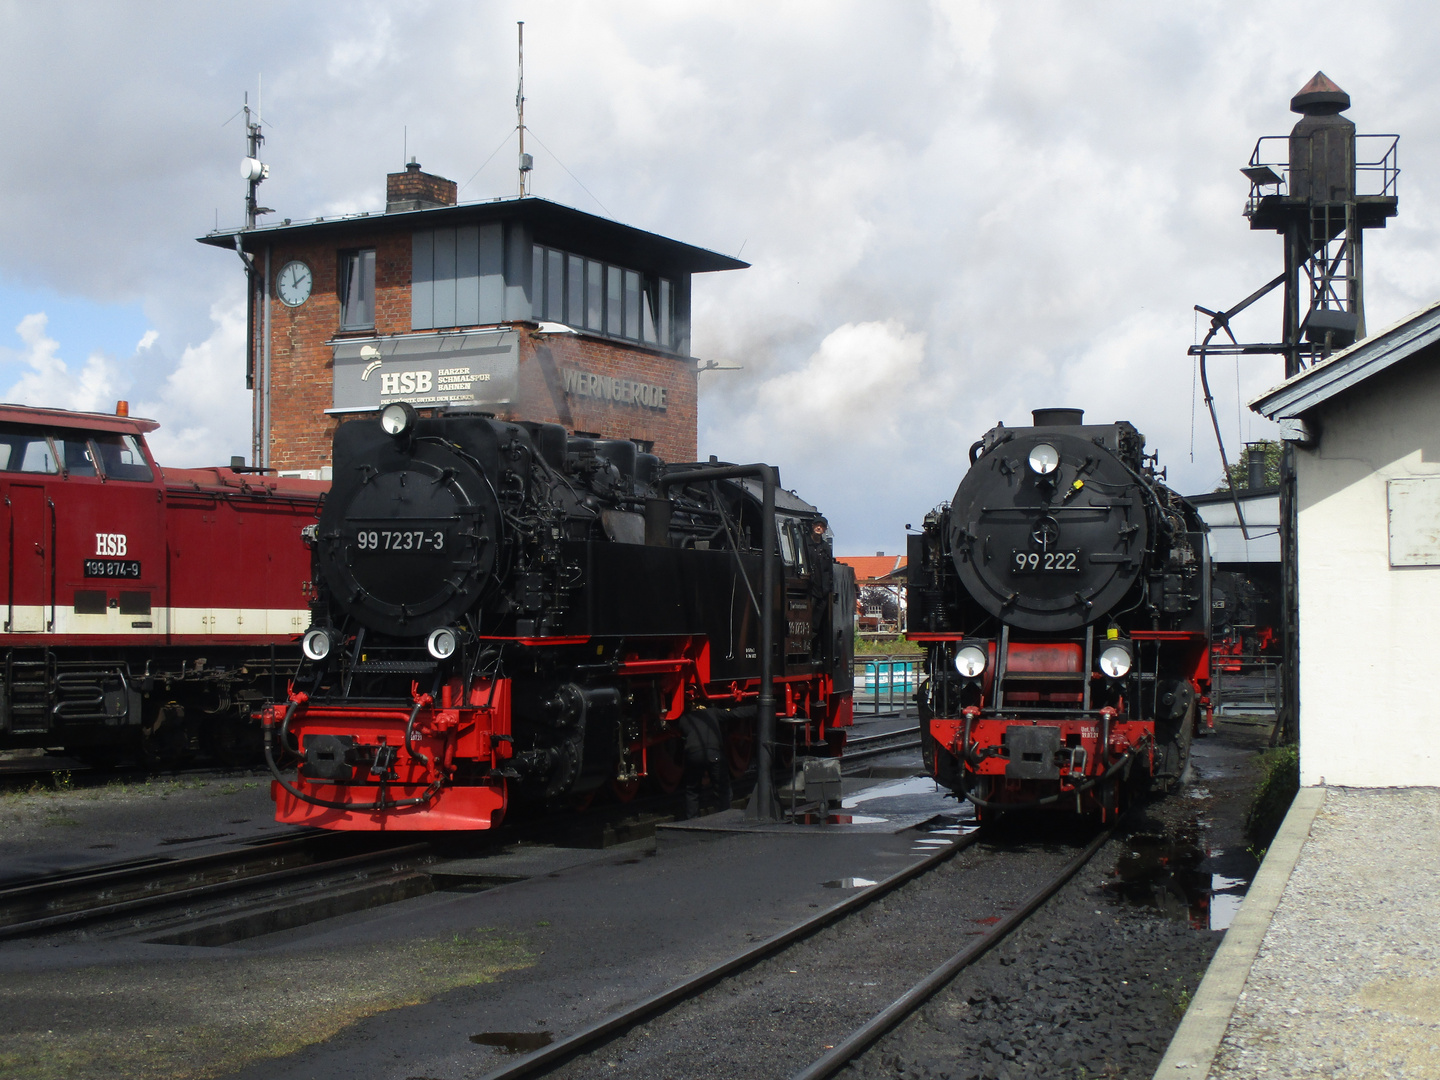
(0, 428), (58, 473)
(93, 433), (154, 481)
(777, 517), (809, 574)
(55, 436), (98, 477)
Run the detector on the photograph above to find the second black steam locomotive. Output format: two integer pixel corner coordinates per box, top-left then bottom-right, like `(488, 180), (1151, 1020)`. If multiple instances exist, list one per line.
(907, 408), (1209, 818)
(263, 404), (855, 830)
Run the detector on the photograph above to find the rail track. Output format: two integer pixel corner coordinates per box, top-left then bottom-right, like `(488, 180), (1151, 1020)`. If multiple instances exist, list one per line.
(471, 818), (1116, 1080)
(0, 829), (436, 943)
(839, 726), (922, 768)
(0, 726), (925, 945)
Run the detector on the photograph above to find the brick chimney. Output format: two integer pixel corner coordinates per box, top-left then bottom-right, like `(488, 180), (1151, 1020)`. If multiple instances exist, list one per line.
(386, 159), (458, 212)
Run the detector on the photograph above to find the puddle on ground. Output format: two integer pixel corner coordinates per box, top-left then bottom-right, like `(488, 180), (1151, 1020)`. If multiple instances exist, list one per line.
(470, 1031), (554, 1053)
(1103, 825), (1256, 931)
(841, 775), (940, 808)
(823, 877), (878, 889)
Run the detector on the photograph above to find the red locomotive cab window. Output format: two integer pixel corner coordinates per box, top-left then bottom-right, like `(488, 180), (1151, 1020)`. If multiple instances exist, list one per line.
(0, 429), (58, 473)
(54, 435), (98, 478)
(92, 434), (154, 482)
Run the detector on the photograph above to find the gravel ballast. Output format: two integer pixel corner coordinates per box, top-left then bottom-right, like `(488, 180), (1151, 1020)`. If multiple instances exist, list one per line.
(839, 732), (1264, 1080)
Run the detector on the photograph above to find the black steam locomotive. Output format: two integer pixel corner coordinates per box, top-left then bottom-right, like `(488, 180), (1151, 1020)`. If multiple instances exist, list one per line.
(263, 404), (855, 830)
(907, 408), (1209, 818)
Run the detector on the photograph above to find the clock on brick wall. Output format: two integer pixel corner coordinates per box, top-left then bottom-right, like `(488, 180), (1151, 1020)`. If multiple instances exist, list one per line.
(276, 260), (313, 307)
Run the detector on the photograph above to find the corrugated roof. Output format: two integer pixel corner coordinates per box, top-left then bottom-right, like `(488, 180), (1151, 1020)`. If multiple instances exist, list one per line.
(1251, 297), (1440, 420)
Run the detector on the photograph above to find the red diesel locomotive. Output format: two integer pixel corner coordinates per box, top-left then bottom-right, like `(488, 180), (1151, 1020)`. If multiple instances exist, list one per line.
(0, 404), (325, 764)
(263, 405), (854, 830)
(906, 409), (1210, 818)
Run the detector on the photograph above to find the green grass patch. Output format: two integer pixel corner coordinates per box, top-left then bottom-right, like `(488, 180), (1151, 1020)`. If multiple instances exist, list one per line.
(0, 927), (534, 1080)
(855, 635), (922, 656)
(1244, 743), (1300, 854)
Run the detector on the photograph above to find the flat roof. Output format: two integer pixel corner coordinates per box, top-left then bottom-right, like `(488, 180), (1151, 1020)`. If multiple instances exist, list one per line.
(0, 403), (159, 434)
(198, 195), (749, 277)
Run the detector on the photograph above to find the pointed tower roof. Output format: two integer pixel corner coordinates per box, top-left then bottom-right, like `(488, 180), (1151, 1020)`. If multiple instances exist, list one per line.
(1291, 72), (1351, 115)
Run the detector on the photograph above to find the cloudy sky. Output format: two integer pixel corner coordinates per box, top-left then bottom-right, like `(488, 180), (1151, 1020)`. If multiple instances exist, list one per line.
(2, 1), (1436, 554)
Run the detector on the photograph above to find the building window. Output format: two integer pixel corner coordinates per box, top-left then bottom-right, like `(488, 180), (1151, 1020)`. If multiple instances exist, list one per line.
(412, 225), (505, 330)
(340, 249), (376, 330)
(606, 265), (622, 335)
(623, 270), (641, 341)
(586, 260), (603, 330)
(532, 243), (675, 350)
(567, 255), (585, 327)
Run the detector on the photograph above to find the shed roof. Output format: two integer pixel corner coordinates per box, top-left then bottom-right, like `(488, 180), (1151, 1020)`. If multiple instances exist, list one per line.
(1251, 298), (1440, 421)
(198, 195), (748, 277)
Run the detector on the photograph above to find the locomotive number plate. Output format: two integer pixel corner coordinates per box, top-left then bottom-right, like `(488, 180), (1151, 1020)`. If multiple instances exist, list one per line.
(84, 559), (141, 578)
(1010, 549), (1081, 573)
(352, 529), (449, 552)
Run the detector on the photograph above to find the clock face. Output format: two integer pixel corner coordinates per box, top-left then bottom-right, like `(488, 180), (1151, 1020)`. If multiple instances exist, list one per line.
(276, 260), (313, 307)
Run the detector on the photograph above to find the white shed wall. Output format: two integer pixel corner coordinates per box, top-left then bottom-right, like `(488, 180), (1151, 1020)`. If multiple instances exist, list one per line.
(1295, 353), (1440, 787)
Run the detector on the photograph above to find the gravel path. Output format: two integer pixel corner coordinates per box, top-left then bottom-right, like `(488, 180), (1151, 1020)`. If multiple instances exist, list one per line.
(1210, 787), (1440, 1080)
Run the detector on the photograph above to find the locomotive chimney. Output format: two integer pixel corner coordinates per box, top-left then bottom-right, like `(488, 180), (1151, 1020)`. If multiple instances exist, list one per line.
(1031, 408), (1084, 427)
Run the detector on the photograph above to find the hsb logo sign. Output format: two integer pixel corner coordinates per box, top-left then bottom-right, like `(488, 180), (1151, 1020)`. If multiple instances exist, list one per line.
(379, 371), (432, 395)
(95, 533), (127, 556)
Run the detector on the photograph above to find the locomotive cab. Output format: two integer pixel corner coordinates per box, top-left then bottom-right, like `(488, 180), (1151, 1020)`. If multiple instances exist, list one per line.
(0, 404), (324, 765)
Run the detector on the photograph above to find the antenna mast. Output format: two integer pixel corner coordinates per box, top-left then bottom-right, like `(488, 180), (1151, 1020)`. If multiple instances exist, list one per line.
(517, 21), (532, 195)
(241, 88), (271, 229)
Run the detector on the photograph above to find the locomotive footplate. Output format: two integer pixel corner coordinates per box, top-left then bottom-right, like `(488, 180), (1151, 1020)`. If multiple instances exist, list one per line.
(272, 778), (506, 831)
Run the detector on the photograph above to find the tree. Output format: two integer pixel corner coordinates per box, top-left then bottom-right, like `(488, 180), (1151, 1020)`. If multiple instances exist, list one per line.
(1215, 439), (1281, 492)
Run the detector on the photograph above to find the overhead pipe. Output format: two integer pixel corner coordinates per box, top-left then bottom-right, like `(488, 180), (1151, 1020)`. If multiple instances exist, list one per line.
(658, 463), (781, 820)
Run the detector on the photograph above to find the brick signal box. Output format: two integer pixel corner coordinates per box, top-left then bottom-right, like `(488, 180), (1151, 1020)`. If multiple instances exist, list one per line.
(201, 162), (746, 475)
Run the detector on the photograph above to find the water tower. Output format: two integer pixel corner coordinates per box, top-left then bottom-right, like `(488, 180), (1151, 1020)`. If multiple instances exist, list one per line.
(1232, 72), (1399, 376)
(1190, 74), (1399, 746)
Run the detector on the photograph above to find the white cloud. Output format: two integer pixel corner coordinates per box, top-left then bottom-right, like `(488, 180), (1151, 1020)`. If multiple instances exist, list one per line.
(2, 312), (126, 413)
(137, 300), (251, 466)
(136, 329), (159, 351)
(2, 0), (1438, 551)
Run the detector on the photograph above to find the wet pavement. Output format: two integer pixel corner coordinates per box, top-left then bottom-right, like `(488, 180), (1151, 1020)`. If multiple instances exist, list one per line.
(0, 758), (960, 1080)
(0, 719), (1275, 1080)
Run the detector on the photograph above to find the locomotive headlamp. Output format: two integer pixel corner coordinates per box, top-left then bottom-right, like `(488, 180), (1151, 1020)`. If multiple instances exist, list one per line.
(426, 626), (459, 660)
(954, 643), (988, 679)
(302, 628), (334, 662)
(1027, 443), (1060, 476)
(1098, 642), (1134, 679)
(380, 401), (418, 437)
